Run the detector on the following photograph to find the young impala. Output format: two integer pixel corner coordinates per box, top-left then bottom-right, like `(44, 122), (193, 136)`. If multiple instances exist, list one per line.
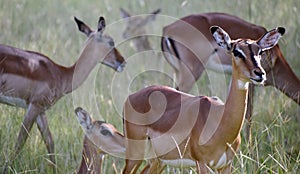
(122, 26), (285, 173)
(75, 107), (125, 174)
(0, 16), (125, 172)
(120, 8), (161, 52)
(161, 13), (300, 138)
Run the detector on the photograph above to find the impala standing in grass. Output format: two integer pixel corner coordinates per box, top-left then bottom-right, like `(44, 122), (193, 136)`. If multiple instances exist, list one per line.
(0, 16), (125, 173)
(161, 13), (300, 139)
(122, 26), (285, 173)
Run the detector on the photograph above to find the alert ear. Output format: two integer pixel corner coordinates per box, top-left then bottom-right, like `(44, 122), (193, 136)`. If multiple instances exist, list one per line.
(97, 16), (106, 34)
(210, 26), (232, 51)
(120, 8), (131, 18)
(257, 27), (285, 51)
(147, 8), (161, 21)
(74, 16), (93, 37)
(75, 107), (93, 131)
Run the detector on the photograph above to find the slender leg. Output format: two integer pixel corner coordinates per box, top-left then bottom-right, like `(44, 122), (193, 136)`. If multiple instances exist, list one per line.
(36, 113), (56, 171)
(148, 159), (165, 174)
(15, 104), (42, 157)
(123, 159), (143, 174)
(245, 83), (254, 146)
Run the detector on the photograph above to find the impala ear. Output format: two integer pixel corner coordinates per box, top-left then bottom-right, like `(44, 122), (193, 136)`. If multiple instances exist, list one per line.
(120, 8), (131, 18)
(257, 27), (285, 51)
(74, 16), (93, 37)
(148, 8), (161, 21)
(210, 26), (232, 51)
(75, 107), (93, 131)
(97, 16), (106, 34)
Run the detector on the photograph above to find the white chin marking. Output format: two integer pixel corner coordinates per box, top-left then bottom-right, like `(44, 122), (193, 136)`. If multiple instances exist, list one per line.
(117, 66), (123, 72)
(237, 80), (249, 90)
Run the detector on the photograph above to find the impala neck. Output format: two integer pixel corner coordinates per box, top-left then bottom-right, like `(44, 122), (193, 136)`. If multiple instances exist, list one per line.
(221, 58), (249, 143)
(64, 40), (102, 94)
(267, 47), (300, 104)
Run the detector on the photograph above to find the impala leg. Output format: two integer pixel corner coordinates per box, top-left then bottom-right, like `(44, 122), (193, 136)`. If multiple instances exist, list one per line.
(123, 159), (143, 174)
(14, 104), (42, 158)
(245, 83), (254, 146)
(36, 113), (56, 171)
(218, 165), (231, 174)
(195, 161), (210, 174)
(147, 159), (165, 174)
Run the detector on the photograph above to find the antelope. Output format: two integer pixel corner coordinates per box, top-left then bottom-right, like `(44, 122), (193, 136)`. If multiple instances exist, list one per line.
(75, 107), (125, 174)
(161, 13), (300, 138)
(75, 107), (159, 174)
(120, 8), (161, 52)
(122, 26), (285, 173)
(0, 16), (125, 172)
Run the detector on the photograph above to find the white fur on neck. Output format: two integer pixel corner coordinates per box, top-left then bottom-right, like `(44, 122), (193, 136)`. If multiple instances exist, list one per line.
(237, 79), (249, 90)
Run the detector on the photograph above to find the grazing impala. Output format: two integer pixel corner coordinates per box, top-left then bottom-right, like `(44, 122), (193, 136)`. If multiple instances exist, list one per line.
(122, 26), (285, 173)
(75, 107), (125, 174)
(161, 13), (300, 138)
(0, 16), (125, 171)
(120, 8), (161, 52)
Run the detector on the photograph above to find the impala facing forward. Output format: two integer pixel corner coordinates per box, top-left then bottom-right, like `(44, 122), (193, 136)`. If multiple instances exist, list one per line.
(122, 26), (284, 173)
(161, 13), (300, 139)
(0, 16), (125, 172)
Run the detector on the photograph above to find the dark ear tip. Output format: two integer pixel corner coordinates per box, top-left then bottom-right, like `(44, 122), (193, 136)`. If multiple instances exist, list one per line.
(154, 9), (161, 14)
(210, 26), (219, 34)
(74, 16), (79, 22)
(99, 16), (105, 21)
(75, 107), (83, 113)
(277, 27), (285, 35)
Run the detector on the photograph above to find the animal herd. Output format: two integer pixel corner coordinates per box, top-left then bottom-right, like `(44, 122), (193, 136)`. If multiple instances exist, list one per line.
(1, 7), (299, 174)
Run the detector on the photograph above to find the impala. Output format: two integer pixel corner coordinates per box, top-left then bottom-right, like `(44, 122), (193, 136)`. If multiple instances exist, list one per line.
(122, 26), (284, 173)
(0, 16), (125, 172)
(120, 8), (161, 52)
(75, 107), (125, 174)
(161, 13), (300, 138)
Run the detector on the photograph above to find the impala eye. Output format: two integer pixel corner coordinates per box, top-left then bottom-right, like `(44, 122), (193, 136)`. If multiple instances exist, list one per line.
(108, 40), (115, 47)
(101, 129), (112, 136)
(232, 49), (245, 59)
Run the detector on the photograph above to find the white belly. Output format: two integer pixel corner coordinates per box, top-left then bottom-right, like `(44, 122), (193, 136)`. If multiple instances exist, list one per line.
(160, 158), (195, 167)
(0, 94), (27, 108)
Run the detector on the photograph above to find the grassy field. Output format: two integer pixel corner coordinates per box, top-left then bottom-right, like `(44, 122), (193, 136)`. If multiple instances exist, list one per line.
(0, 0), (300, 173)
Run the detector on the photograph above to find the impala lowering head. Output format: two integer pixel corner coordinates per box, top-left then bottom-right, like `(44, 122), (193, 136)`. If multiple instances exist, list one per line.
(74, 16), (126, 72)
(75, 107), (125, 156)
(210, 26), (285, 85)
(120, 8), (161, 39)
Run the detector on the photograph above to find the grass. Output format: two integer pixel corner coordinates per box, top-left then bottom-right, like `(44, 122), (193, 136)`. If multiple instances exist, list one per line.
(0, 0), (299, 173)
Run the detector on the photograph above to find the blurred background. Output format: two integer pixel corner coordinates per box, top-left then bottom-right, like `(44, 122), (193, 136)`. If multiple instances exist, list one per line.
(0, 0), (299, 173)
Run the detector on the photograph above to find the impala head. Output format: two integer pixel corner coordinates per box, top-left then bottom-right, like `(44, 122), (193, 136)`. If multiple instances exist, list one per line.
(75, 107), (125, 156)
(74, 16), (126, 72)
(120, 8), (161, 39)
(210, 26), (285, 85)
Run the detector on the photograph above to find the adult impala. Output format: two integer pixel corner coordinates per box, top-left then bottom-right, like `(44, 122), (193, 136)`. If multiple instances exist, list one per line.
(120, 8), (161, 52)
(0, 16), (125, 171)
(161, 13), (300, 137)
(122, 26), (284, 173)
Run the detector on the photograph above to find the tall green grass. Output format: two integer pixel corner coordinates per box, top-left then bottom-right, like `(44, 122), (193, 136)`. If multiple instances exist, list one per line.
(0, 0), (299, 173)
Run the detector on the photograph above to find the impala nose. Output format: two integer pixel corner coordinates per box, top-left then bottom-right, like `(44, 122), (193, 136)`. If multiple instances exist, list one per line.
(251, 69), (266, 84)
(253, 69), (264, 77)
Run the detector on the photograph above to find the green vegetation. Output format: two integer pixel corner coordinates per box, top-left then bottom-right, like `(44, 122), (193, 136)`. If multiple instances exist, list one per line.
(0, 0), (299, 173)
